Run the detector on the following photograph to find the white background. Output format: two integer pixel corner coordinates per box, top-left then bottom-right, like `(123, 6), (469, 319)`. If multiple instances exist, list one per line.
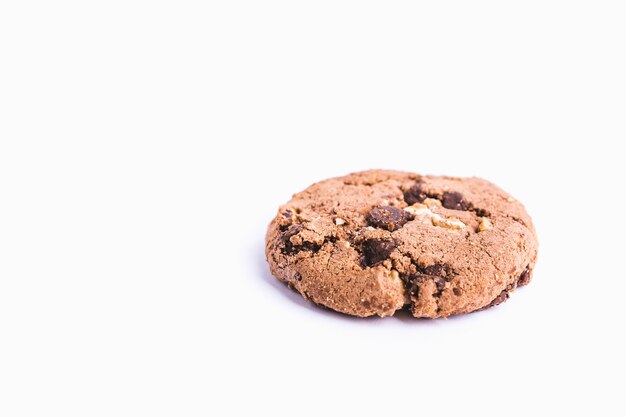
(1, 1), (625, 416)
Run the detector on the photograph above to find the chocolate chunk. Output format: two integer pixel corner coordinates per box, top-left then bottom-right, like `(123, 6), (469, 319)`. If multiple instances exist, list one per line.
(294, 272), (302, 281)
(367, 206), (412, 231)
(517, 268), (531, 286)
(362, 239), (396, 267)
(403, 183), (429, 205)
(406, 275), (421, 297)
(453, 287), (463, 296)
(442, 191), (470, 211)
(281, 224), (302, 242)
(423, 264), (451, 279)
(487, 290), (509, 307)
(409, 264), (454, 297)
(281, 224), (323, 254)
(282, 210), (293, 218)
(434, 276), (446, 292)
(407, 270), (451, 298)
(409, 274), (425, 284)
(473, 208), (489, 217)
(285, 240), (323, 255)
(480, 282), (517, 310)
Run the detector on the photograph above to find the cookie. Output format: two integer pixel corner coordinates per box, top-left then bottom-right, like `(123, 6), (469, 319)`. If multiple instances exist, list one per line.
(265, 170), (538, 318)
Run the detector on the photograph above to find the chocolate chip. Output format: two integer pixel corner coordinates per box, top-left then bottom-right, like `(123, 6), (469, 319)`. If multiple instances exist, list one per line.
(282, 210), (293, 218)
(434, 276), (446, 292)
(281, 224), (302, 242)
(473, 208), (489, 217)
(294, 272), (302, 281)
(367, 206), (412, 231)
(281, 224), (322, 254)
(405, 275), (422, 297)
(423, 264), (451, 278)
(517, 268), (531, 286)
(409, 274), (425, 284)
(403, 183), (428, 205)
(453, 287), (462, 296)
(487, 290), (509, 307)
(442, 191), (470, 211)
(362, 239), (396, 267)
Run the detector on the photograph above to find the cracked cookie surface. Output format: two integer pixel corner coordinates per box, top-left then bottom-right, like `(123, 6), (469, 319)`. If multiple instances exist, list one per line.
(265, 170), (538, 318)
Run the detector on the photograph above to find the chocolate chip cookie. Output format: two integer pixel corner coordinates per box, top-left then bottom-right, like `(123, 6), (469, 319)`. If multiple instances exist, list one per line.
(265, 170), (538, 318)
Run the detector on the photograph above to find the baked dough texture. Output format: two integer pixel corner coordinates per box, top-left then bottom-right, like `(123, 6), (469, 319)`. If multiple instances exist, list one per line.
(265, 170), (538, 318)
